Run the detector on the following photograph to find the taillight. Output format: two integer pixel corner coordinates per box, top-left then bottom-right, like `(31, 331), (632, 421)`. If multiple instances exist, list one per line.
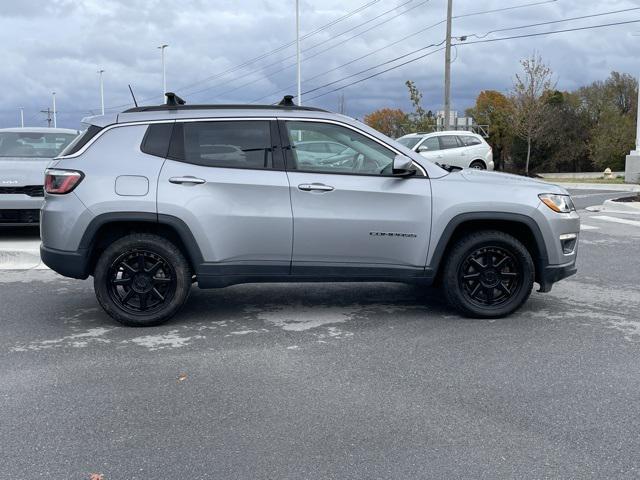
(44, 169), (84, 194)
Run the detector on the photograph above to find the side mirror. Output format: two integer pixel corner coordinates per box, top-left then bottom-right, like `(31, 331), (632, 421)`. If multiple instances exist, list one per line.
(417, 145), (429, 153)
(392, 154), (416, 177)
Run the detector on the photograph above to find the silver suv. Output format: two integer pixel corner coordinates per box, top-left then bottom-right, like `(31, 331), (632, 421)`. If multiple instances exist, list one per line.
(0, 127), (78, 225)
(40, 95), (579, 326)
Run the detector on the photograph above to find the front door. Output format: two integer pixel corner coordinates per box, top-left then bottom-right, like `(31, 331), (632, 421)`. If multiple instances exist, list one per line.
(157, 120), (292, 276)
(281, 120), (432, 277)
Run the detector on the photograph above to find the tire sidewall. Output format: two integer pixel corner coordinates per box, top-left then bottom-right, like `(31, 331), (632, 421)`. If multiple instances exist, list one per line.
(94, 234), (191, 327)
(444, 232), (534, 318)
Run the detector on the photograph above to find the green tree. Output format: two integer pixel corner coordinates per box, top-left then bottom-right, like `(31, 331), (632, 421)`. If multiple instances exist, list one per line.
(538, 90), (591, 172)
(578, 72), (638, 170)
(510, 54), (554, 175)
(405, 80), (435, 132)
(590, 108), (635, 170)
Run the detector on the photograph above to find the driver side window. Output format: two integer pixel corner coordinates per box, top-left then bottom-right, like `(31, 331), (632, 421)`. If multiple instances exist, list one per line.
(285, 121), (396, 175)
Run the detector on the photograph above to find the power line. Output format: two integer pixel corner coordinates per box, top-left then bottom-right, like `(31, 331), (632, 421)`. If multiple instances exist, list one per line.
(455, 18), (640, 46)
(308, 12), (640, 99)
(251, 0), (561, 104)
(95, 0), (386, 112)
(175, 0), (383, 93)
(304, 18), (640, 101)
(461, 6), (640, 39)
(184, 0), (423, 100)
(306, 47), (446, 102)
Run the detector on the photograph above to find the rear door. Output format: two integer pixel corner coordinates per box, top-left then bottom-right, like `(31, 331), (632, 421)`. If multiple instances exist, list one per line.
(438, 135), (466, 167)
(157, 119), (292, 276)
(281, 119), (432, 276)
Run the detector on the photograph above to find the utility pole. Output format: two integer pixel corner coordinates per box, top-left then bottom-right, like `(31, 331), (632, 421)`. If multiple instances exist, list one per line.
(339, 92), (345, 114)
(443, 0), (453, 130)
(98, 69), (105, 115)
(52, 92), (57, 128)
(19, 107), (24, 128)
(296, 0), (301, 106)
(41, 108), (52, 128)
(158, 44), (168, 101)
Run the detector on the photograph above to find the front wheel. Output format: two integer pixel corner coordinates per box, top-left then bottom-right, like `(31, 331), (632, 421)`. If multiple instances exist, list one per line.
(441, 230), (534, 318)
(94, 234), (192, 327)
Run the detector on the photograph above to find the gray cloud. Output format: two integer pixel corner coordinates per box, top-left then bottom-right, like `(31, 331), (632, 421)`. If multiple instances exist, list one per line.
(0, 0), (639, 128)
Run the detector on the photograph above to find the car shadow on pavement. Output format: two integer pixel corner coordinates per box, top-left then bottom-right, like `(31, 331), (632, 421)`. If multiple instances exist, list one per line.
(174, 282), (456, 330)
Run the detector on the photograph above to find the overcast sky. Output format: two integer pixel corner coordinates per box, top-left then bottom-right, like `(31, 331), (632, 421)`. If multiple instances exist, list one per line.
(0, 0), (639, 129)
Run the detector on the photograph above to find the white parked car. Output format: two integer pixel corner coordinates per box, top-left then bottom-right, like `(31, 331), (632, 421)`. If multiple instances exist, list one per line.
(397, 131), (494, 170)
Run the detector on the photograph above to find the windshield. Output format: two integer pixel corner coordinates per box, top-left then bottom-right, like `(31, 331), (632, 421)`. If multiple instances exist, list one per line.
(396, 136), (422, 149)
(0, 132), (78, 158)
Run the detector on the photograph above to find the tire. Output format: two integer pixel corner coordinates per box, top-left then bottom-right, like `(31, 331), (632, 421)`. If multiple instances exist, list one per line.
(469, 160), (486, 170)
(94, 233), (192, 327)
(441, 230), (534, 318)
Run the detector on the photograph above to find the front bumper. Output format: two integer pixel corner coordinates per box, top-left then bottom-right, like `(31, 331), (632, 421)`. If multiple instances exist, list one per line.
(0, 209), (41, 226)
(0, 195), (44, 225)
(40, 245), (90, 279)
(538, 259), (577, 293)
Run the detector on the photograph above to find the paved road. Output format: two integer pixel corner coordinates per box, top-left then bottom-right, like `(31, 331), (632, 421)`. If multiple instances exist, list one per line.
(565, 188), (627, 210)
(1, 190), (640, 479)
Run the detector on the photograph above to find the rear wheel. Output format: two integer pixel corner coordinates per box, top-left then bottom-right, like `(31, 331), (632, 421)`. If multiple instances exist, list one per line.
(94, 234), (191, 327)
(469, 160), (486, 170)
(442, 230), (534, 318)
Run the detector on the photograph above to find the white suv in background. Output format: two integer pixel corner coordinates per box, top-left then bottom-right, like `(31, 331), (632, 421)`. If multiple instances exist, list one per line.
(397, 131), (494, 170)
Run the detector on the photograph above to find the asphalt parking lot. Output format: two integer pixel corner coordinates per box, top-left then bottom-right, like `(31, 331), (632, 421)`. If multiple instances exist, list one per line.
(1, 188), (639, 479)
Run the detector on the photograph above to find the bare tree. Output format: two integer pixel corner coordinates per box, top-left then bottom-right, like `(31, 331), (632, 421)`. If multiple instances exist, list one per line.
(510, 54), (554, 175)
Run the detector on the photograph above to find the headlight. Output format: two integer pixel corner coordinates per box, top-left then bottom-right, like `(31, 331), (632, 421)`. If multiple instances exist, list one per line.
(539, 193), (575, 213)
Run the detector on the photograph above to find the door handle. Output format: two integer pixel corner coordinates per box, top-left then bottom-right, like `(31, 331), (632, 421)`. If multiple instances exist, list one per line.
(298, 183), (334, 192)
(169, 176), (206, 185)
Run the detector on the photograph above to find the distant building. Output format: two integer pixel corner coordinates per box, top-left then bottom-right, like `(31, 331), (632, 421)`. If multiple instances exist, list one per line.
(435, 110), (488, 137)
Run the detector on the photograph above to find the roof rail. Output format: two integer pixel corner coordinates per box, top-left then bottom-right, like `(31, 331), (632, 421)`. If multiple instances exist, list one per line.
(122, 94), (327, 113)
(123, 104), (328, 113)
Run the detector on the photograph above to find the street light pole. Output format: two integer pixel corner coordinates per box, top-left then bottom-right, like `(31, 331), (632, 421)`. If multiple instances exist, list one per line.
(296, 0), (301, 106)
(443, 0), (453, 130)
(19, 107), (24, 128)
(98, 69), (105, 115)
(52, 92), (57, 128)
(158, 44), (168, 101)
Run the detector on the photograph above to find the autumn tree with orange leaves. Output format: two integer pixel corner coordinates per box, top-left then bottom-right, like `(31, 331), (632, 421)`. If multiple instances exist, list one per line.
(363, 108), (408, 138)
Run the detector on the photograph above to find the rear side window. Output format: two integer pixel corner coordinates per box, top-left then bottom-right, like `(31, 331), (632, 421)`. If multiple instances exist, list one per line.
(459, 135), (482, 146)
(438, 135), (460, 150)
(141, 123), (173, 158)
(169, 121), (273, 169)
(60, 125), (102, 156)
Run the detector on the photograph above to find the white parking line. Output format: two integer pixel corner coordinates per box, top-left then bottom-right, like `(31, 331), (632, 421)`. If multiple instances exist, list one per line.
(580, 224), (599, 231)
(592, 215), (640, 227)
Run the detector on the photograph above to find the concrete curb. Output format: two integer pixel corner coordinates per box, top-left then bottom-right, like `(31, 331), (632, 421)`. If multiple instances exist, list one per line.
(602, 198), (640, 213)
(539, 172), (624, 179)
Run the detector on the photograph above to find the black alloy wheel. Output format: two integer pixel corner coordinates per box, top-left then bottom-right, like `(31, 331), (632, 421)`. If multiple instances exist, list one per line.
(459, 246), (521, 307)
(94, 233), (192, 327)
(441, 230), (534, 318)
(107, 249), (176, 314)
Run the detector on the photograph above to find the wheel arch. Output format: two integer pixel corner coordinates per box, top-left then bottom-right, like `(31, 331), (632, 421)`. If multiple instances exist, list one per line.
(469, 159), (487, 169)
(429, 212), (548, 284)
(80, 213), (204, 276)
